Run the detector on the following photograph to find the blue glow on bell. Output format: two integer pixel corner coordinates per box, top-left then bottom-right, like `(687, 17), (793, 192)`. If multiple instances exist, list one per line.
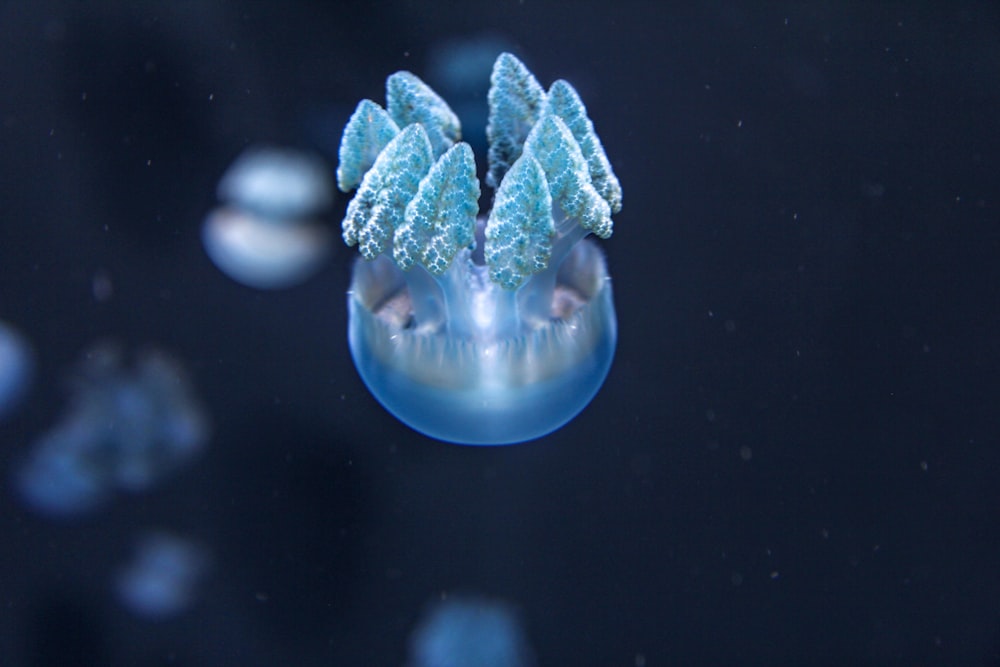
(339, 53), (622, 445)
(349, 229), (615, 445)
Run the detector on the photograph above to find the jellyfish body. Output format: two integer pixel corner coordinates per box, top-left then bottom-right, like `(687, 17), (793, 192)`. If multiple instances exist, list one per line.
(15, 346), (208, 516)
(339, 54), (621, 445)
(116, 531), (210, 619)
(349, 238), (615, 445)
(203, 146), (334, 290)
(202, 206), (332, 289)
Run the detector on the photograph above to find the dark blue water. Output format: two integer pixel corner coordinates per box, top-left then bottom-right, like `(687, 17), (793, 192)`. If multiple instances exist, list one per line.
(1, 2), (998, 665)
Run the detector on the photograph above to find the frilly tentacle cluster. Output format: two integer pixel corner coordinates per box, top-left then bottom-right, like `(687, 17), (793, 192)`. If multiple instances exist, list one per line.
(338, 52), (622, 292)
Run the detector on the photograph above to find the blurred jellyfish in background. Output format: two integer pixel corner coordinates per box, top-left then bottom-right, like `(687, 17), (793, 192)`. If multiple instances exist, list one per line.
(0, 319), (34, 420)
(407, 596), (536, 667)
(202, 146), (334, 289)
(115, 531), (210, 620)
(14, 345), (209, 517)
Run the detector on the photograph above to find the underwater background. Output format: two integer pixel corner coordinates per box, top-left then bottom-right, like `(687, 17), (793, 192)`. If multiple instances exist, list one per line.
(1, 1), (999, 665)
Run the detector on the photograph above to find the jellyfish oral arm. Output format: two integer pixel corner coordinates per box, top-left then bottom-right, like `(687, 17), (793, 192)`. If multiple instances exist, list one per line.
(338, 53), (622, 445)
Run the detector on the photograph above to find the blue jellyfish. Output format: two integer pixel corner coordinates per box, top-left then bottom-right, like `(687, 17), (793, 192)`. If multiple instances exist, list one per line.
(407, 595), (535, 667)
(339, 53), (622, 445)
(115, 531), (210, 619)
(0, 319), (34, 419)
(203, 146), (334, 289)
(14, 346), (209, 516)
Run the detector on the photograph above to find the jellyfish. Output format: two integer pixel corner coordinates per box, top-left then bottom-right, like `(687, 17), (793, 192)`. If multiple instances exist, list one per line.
(0, 319), (34, 420)
(203, 146), (334, 289)
(407, 595), (536, 667)
(338, 53), (621, 445)
(115, 531), (210, 619)
(14, 345), (209, 516)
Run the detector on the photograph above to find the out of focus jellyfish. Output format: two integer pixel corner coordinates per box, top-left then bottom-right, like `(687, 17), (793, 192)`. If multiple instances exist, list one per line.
(407, 596), (536, 667)
(203, 146), (334, 289)
(14, 346), (209, 517)
(0, 319), (33, 419)
(338, 53), (621, 444)
(115, 531), (210, 619)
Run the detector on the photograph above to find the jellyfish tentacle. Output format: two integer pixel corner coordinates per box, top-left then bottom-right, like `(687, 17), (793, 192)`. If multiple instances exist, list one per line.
(485, 52), (547, 189)
(342, 124), (434, 260)
(387, 71), (462, 159)
(544, 79), (622, 213)
(337, 99), (400, 193)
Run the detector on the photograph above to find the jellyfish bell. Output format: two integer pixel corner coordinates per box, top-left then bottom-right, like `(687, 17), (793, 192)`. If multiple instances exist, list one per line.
(202, 207), (332, 290)
(349, 237), (616, 445)
(339, 53), (621, 445)
(216, 146), (333, 220)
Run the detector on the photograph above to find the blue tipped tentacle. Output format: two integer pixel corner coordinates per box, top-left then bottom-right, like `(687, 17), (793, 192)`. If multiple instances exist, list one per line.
(485, 53), (547, 189)
(336, 99), (400, 193)
(387, 71), (461, 158)
(544, 80), (623, 213)
(342, 123), (434, 260)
